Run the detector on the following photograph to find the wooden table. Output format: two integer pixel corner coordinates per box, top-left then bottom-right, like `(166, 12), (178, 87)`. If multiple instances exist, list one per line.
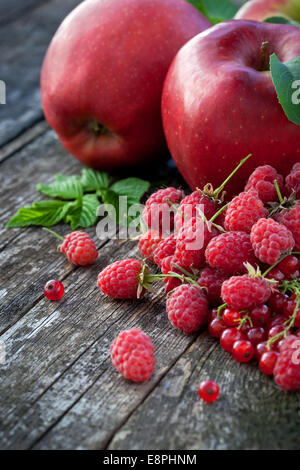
(0, 0), (299, 451)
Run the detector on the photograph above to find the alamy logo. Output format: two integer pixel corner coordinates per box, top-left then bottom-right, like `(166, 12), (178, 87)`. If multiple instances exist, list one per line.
(291, 80), (300, 105)
(0, 80), (6, 104)
(291, 339), (300, 365)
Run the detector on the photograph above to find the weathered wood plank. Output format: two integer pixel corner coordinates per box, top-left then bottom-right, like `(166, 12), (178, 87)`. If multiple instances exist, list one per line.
(0, 234), (197, 450)
(0, 0), (82, 146)
(108, 335), (300, 450)
(0, 0), (48, 25)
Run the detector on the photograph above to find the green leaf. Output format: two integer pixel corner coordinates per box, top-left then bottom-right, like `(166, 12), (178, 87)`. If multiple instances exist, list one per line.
(6, 200), (73, 228)
(110, 177), (150, 204)
(37, 174), (83, 200)
(270, 53), (300, 126)
(264, 16), (300, 27)
(81, 169), (110, 192)
(65, 194), (100, 229)
(188, 0), (238, 24)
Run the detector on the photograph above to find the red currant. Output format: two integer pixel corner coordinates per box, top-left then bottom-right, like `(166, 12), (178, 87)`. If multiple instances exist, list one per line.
(220, 328), (244, 353)
(255, 341), (277, 359)
(278, 255), (299, 277)
(259, 351), (279, 375)
(247, 327), (267, 346)
(268, 292), (289, 315)
(223, 308), (241, 327)
(265, 267), (285, 282)
(208, 308), (218, 323)
(208, 318), (227, 338)
(198, 380), (219, 403)
(44, 280), (64, 301)
(249, 305), (271, 327)
(232, 340), (254, 363)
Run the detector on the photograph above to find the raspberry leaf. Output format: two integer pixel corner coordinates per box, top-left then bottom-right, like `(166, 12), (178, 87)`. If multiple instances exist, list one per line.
(81, 169), (109, 192)
(270, 53), (300, 126)
(6, 200), (74, 228)
(65, 194), (100, 229)
(110, 177), (150, 204)
(37, 175), (83, 200)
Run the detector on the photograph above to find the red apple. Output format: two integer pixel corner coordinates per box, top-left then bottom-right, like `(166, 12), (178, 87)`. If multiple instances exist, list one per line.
(235, 0), (300, 22)
(162, 20), (300, 198)
(41, 0), (210, 170)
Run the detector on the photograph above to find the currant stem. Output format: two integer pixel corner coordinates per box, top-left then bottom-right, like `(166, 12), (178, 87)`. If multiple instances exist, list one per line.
(213, 154), (252, 198)
(262, 251), (300, 278)
(43, 227), (64, 241)
(217, 303), (227, 319)
(274, 179), (284, 204)
(267, 295), (300, 349)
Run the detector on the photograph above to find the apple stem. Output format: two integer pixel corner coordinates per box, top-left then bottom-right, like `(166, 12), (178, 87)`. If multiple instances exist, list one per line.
(260, 41), (270, 71)
(213, 154), (252, 198)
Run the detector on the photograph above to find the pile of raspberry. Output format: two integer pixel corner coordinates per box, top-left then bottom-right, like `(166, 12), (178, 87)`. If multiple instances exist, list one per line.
(98, 163), (300, 393)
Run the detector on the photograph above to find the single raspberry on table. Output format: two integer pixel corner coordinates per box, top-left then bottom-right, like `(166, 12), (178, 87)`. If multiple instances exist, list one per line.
(153, 235), (176, 267)
(142, 187), (183, 232)
(110, 328), (155, 383)
(166, 284), (208, 334)
(175, 218), (217, 269)
(250, 218), (295, 265)
(274, 335), (300, 391)
(174, 190), (218, 230)
(138, 229), (163, 263)
(224, 189), (267, 233)
(221, 274), (271, 311)
(161, 255), (192, 294)
(205, 231), (257, 275)
(245, 165), (284, 203)
(59, 231), (98, 266)
(274, 203), (300, 251)
(198, 267), (228, 305)
(285, 163), (300, 198)
(98, 259), (149, 299)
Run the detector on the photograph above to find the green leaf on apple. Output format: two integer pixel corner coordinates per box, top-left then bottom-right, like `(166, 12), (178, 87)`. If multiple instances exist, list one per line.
(65, 193), (100, 229)
(5, 200), (74, 228)
(188, 0), (238, 24)
(270, 53), (300, 126)
(37, 174), (83, 200)
(264, 16), (300, 27)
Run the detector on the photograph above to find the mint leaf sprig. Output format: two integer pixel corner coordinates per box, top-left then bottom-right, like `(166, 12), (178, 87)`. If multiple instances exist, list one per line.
(6, 169), (151, 230)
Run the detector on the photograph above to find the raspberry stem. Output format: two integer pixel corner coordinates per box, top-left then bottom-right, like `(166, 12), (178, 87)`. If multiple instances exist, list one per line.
(274, 179), (284, 204)
(213, 154), (252, 199)
(43, 227), (64, 241)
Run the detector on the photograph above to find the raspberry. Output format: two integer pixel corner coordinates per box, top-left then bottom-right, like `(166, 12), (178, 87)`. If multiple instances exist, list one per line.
(225, 190), (267, 233)
(274, 335), (300, 391)
(44, 280), (64, 301)
(143, 187), (183, 232)
(110, 328), (155, 383)
(166, 284), (208, 334)
(175, 218), (217, 269)
(174, 190), (218, 230)
(250, 218), (295, 265)
(285, 163), (300, 198)
(161, 255), (192, 294)
(245, 165), (284, 203)
(153, 235), (176, 267)
(221, 275), (271, 311)
(274, 203), (300, 251)
(138, 230), (163, 263)
(59, 231), (98, 266)
(98, 259), (146, 299)
(198, 267), (228, 305)
(205, 232), (257, 275)
(198, 380), (219, 403)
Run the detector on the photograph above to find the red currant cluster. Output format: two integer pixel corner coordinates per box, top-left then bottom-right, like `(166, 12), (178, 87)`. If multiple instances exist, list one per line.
(98, 159), (300, 395)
